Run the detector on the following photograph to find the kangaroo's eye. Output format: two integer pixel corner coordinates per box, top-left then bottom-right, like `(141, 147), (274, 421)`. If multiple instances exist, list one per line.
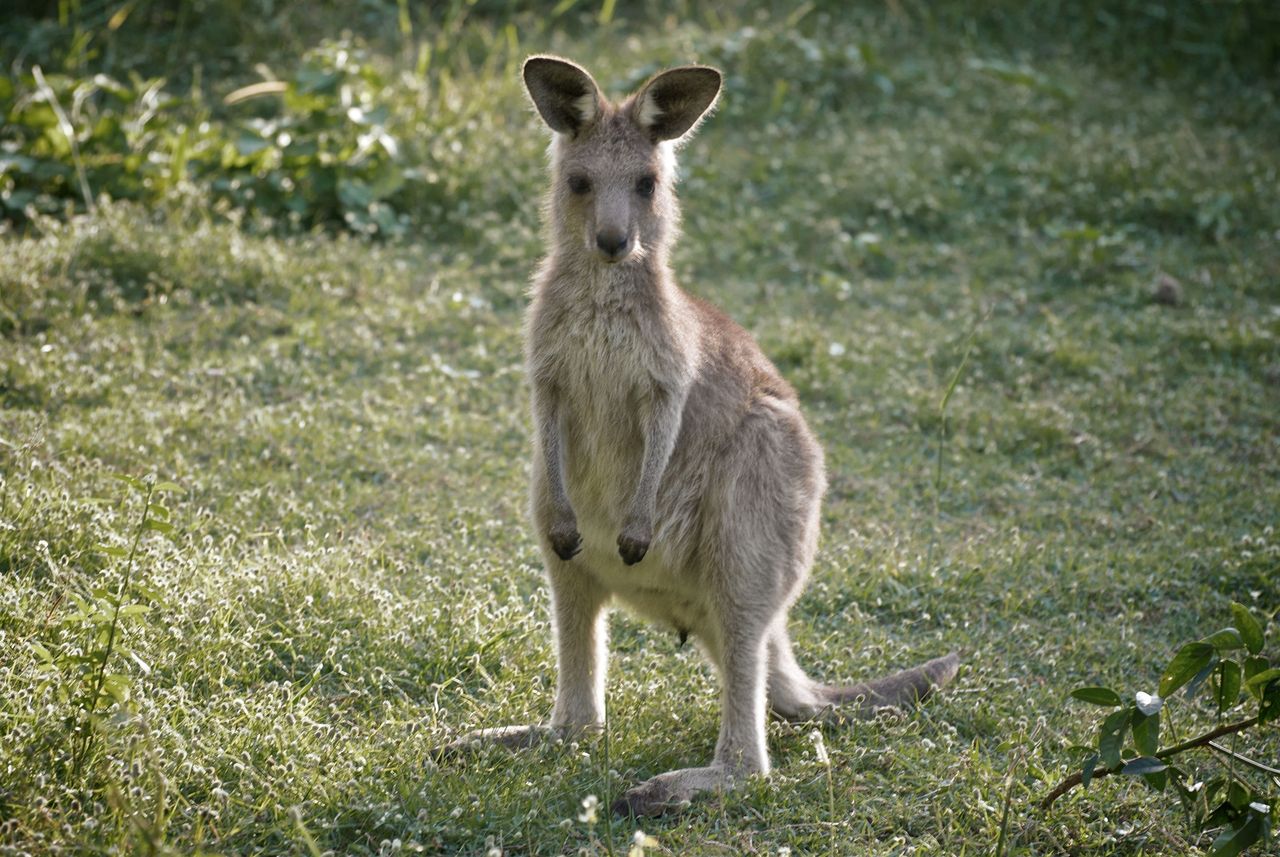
(568, 175), (591, 195)
(635, 175), (656, 198)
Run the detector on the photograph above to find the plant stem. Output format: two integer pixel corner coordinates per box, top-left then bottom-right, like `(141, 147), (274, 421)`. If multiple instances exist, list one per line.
(932, 310), (988, 525)
(826, 763), (836, 855)
(1041, 715), (1260, 808)
(72, 482), (152, 776)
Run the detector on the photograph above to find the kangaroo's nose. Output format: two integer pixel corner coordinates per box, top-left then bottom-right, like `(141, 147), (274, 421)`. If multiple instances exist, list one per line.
(596, 231), (628, 259)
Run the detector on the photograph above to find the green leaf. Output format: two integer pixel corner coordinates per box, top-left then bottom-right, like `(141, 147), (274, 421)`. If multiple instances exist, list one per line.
(1186, 659), (1218, 699)
(1206, 798), (1237, 829)
(1071, 687), (1122, 706)
(131, 582), (165, 604)
(1215, 660), (1242, 712)
(1081, 754), (1099, 789)
(1261, 681), (1280, 725)
(1120, 756), (1166, 776)
(151, 481), (182, 494)
(1230, 603), (1264, 654)
(1099, 708), (1129, 768)
(1203, 627), (1245, 652)
(235, 132), (272, 157)
(96, 543), (127, 558)
(144, 518), (174, 534)
(1210, 815), (1262, 857)
(1244, 656), (1270, 697)
(1141, 769), (1168, 793)
(101, 673), (131, 705)
(1245, 668), (1280, 690)
(1132, 710), (1160, 757)
(337, 177), (373, 210)
(1160, 642), (1215, 697)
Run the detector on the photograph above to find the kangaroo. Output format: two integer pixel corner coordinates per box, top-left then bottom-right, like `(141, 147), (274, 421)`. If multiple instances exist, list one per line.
(444, 55), (959, 817)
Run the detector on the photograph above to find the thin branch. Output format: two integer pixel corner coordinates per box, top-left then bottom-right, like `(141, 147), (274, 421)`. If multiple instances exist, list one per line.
(1042, 716), (1260, 809)
(1207, 740), (1280, 778)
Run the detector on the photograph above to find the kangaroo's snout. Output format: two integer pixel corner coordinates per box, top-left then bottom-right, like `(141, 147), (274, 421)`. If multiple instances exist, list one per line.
(595, 230), (630, 262)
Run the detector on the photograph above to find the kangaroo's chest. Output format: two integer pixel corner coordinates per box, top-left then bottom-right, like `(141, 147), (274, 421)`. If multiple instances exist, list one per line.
(543, 314), (654, 515)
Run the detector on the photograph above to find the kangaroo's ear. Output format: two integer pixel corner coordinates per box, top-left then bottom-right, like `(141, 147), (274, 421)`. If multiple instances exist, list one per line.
(631, 65), (722, 143)
(523, 55), (604, 136)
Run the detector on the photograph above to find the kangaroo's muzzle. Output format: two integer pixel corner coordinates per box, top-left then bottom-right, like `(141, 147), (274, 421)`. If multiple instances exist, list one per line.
(595, 230), (630, 262)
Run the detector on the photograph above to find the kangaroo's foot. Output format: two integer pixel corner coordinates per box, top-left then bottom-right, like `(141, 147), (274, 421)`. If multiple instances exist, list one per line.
(436, 723), (595, 760)
(611, 765), (747, 817)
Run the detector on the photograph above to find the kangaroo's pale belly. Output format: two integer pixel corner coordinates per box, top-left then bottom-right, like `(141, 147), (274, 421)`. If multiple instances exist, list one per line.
(562, 415), (711, 635)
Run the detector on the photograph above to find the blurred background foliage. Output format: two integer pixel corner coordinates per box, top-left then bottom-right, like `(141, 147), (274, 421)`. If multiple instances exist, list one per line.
(2, 0), (1278, 239)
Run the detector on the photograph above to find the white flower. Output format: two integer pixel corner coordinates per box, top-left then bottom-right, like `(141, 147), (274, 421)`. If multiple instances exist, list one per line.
(778, 848), (792, 857)
(808, 729), (830, 765)
(629, 830), (658, 857)
(577, 794), (599, 824)
(828, 342), (846, 357)
(1135, 691), (1162, 716)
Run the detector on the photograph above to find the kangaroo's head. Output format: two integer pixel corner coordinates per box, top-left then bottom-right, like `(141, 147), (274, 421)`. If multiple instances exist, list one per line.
(523, 56), (721, 266)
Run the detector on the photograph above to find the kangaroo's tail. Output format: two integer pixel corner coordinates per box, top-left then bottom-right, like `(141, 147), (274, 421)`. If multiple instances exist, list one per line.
(816, 651), (960, 713)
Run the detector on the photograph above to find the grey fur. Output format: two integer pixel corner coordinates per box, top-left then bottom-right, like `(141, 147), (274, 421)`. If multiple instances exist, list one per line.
(443, 55), (959, 817)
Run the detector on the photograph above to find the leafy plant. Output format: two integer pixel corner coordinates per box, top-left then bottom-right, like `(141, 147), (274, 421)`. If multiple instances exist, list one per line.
(29, 474), (179, 780)
(0, 41), (422, 236)
(215, 40), (419, 236)
(1046, 604), (1279, 855)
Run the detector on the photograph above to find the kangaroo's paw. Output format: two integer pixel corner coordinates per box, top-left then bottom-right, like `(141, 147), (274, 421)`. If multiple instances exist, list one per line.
(548, 526), (582, 561)
(611, 765), (743, 817)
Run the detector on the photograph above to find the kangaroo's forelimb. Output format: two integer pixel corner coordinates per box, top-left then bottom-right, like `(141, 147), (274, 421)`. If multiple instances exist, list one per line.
(618, 382), (687, 565)
(534, 386), (580, 560)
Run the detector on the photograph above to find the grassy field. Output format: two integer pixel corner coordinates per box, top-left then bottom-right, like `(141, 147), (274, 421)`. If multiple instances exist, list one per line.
(2, 2), (1279, 854)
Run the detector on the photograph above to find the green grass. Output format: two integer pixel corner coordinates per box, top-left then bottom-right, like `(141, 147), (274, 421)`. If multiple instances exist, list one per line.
(2, 3), (1279, 854)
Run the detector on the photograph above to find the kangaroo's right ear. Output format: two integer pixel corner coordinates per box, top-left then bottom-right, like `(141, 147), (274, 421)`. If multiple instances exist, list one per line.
(631, 65), (722, 143)
(522, 56), (604, 136)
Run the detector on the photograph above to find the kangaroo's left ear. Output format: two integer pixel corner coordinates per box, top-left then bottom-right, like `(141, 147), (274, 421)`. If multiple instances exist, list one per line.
(523, 55), (605, 136)
(630, 65), (722, 143)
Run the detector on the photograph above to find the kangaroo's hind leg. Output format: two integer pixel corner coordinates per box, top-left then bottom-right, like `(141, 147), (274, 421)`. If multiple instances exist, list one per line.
(613, 402), (816, 816)
(611, 591), (774, 817)
(766, 621), (829, 720)
(439, 554), (609, 756)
